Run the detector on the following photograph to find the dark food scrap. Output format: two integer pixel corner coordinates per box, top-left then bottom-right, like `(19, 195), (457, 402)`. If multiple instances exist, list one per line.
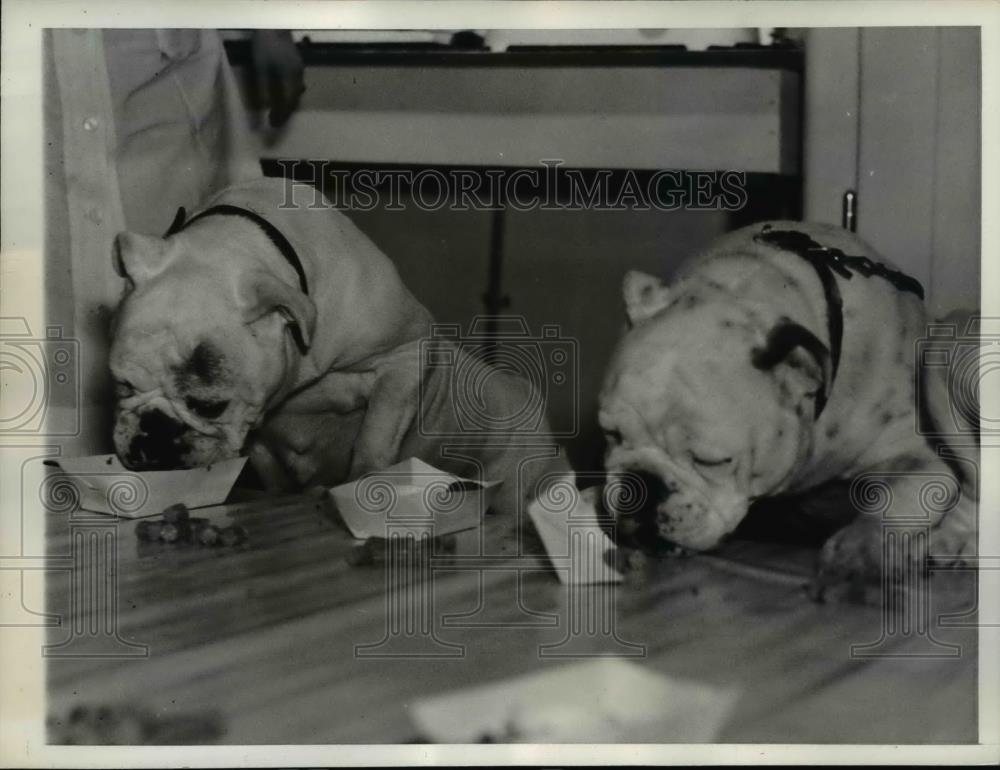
(134, 505), (247, 548)
(604, 545), (649, 576)
(196, 522), (221, 546)
(134, 519), (162, 542)
(346, 538), (376, 566)
(48, 703), (225, 745)
(219, 525), (248, 547)
(158, 522), (181, 543)
(162, 503), (190, 524)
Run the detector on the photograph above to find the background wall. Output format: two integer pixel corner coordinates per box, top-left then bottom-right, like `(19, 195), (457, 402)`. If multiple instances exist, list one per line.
(804, 27), (981, 317)
(339, 184), (731, 468)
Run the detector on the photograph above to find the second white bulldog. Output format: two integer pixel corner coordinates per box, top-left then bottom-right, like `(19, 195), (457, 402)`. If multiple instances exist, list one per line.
(599, 221), (977, 587)
(109, 177), (562, 515)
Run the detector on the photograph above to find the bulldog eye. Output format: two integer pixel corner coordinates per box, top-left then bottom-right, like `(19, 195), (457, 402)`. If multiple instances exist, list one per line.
(692, 454), (733, 468)
(604, 429), (624, 446)
(185, 396), (230, 419)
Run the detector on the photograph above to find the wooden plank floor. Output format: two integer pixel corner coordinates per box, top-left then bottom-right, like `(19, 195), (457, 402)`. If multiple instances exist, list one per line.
(45, 491), (978, 744)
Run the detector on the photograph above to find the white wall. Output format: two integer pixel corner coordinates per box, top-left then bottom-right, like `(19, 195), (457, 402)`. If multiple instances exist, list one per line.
(804, 27), (981, 317)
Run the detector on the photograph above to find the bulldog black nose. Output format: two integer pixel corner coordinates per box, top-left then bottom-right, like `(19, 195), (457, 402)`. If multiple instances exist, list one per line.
(612, 468), (671, 547)
(126, 408), (187, 470)
(629, 469), (671, 510)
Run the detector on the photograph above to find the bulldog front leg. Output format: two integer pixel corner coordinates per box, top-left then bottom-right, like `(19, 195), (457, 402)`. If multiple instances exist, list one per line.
(245, 371), (377, 491)
(285, 370), (377, 414)
(348, 368), (420, 478)
(927, 488), (977, 565)
(812, 456), (969, 602)
(247, 439), (297, 491)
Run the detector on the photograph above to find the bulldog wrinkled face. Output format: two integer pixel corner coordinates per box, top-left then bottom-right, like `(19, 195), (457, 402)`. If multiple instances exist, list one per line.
(108, 229), (314, 471)
(110, 289), (284, 470)
(598, 272), (824, 551)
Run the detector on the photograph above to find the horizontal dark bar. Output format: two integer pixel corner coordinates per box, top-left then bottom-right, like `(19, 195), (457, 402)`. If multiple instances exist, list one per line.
(225, 38), (803, 71)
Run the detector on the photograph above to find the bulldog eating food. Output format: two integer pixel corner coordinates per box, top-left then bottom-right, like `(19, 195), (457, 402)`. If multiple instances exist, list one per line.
(108, 177), (561, 516)
(599, 221), (976, 587)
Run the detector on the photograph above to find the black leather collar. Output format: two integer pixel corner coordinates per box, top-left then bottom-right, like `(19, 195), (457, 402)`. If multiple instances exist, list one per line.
(164, 203), (309, 295)
(753, 224), (924, 415)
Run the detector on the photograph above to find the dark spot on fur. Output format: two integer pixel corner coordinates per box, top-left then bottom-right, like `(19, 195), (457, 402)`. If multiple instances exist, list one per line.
(683, 295), (701, 309)
(189, 342), (223, 380)
(182, 342), (224, 384)
(825, 423), (840, 440)
(879, 411), (894, 426)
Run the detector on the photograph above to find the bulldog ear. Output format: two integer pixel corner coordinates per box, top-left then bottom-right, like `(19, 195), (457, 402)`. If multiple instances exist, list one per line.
(752, 318), (831, 416)
(241, 271), (317, 354)
(622, 270), (671, 327)
(112, 232), (169, 287)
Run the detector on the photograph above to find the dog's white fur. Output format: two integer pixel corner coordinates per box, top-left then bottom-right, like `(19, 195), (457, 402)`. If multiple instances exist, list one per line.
(110, 177), (564, 515)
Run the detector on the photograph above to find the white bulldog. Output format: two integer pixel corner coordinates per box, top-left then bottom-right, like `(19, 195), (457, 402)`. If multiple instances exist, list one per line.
(598, 221), (977, 588)
(109, 177), (562, 515)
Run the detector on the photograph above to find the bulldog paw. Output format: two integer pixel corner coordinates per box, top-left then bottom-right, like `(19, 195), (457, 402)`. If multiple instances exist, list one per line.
(929, 514), (977, 568)
(811, 516), (928, 604)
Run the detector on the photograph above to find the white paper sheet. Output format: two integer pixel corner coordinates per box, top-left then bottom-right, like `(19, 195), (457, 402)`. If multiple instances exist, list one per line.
(412, 658), (740, 743)
(527, 473), (623, 585)
(328, 457), (500, 539)
(44, 455), (246, 519)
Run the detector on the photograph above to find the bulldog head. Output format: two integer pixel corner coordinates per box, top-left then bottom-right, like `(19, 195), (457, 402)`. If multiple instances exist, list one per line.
(108, 226), (316, 470)
(598, 270), (830, 551)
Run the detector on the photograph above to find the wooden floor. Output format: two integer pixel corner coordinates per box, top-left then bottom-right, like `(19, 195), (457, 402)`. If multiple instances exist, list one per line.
(45, 490), (979, 744)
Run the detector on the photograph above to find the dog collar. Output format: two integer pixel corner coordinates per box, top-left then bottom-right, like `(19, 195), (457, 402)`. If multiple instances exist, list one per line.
(752, 225), (924, 417)
(164, 203), (310, 295)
